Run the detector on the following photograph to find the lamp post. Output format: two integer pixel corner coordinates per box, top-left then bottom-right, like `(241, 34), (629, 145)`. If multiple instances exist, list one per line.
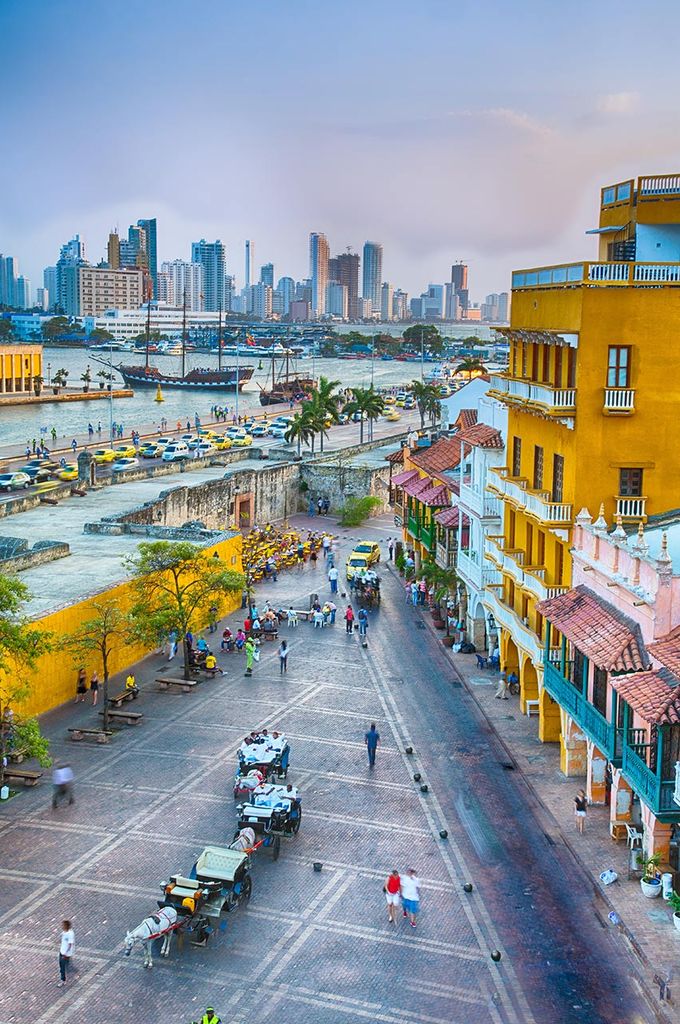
(46, 362), (51, 386)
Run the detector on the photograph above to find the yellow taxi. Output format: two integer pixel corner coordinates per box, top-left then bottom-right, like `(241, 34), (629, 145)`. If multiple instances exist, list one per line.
(58, 463), (78, 480)
(92, 448), (117, 464)
(383, 395), (396, 405)
(231, 432), (253, 447)
(352, 540), (381, 565)
(113, 444), (136, 459)
(199, 429), (221, 440)
(213, 436), (233, 451)
(346, 552), (371, 580)
(385, 410), (401, 422)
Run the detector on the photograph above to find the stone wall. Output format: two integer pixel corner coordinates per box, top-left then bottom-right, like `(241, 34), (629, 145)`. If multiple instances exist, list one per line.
(0, 536), (69, 572)
(300, 460), (391, 516)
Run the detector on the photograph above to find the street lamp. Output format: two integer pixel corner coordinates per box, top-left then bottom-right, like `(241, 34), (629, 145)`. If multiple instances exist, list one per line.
(47, 362), (51, 386)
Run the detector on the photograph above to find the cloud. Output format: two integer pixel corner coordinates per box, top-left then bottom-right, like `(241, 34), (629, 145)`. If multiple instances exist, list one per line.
(596, 92), (641, 115)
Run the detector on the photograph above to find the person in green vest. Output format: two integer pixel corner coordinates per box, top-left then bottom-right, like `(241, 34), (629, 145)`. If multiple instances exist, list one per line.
(244, 636), (257, 677)
(192, 1009), (221, 1024)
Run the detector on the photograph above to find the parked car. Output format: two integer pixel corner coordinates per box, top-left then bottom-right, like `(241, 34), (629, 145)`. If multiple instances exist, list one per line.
(352, 541), (381, 565)
(345, 552), (371, 580)
(251, 424), (270, 438)
(195, 442), (216, 456)
(92, 448), (117, 464)
(156, 437), (175, 448)
(162, 442), (191, 462)
(213, 437), (233, 450)
(269, 425), (288, 439)
(112, 457), (140, 472)
(230, 432), (253, 447)
(0, 472), (31, 491)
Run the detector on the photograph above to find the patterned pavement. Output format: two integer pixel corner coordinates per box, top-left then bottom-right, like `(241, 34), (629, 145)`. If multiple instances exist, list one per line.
(0, 515), (653, 1024)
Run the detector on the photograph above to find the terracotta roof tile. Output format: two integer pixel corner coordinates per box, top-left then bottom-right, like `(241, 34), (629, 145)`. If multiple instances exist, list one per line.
(392, 469), (419, 487)
(453, 409), (478, 432)
(435, 506), (460, 528)
(456, 423), (504, 450)
(611, 670), (680, 725)
(410, 437), (468, 475)
(417, 483), (451, 507)
(537, 585), (647, 672)
(386, 448), (405, 465)
(402, 475), (434, 499)
(647, 626), (680, 677)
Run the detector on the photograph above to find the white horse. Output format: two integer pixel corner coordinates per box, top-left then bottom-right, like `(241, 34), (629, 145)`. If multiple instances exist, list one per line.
(124, 905), (179, 968)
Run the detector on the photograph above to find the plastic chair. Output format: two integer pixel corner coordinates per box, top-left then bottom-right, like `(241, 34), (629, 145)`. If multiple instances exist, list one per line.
(625, 824), (643, 849)
(475, 654), (488, 670)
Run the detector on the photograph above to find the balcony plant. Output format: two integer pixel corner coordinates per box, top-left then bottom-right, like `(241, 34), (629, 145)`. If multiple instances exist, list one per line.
(52, 368), (69, 394)
(667, 890), (680, 932)
(638, 852), (662, 898)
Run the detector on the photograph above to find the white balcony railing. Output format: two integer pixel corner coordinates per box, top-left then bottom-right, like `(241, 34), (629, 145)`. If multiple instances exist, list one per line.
(604, 388), (635, 412)
(457, 549), (484, 591)
(502, 549), (525, 587)
(486, 466), (508, 494)
(485, 534), (505, 565)
(435, 541), (455, 569)
(459, 481), (503, 520)
(615, 496), (647, 520)
(489, 375), (576, 414)
(640, 175), (680, 196)
(674, 762), (680, 807)
(483, 589), (543, 665)
(485, 469), (573, 527)
(512, 261), (680, 290)
(522, 568), (570, 603)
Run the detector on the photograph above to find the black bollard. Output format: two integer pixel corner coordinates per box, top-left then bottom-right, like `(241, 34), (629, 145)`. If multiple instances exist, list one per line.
(413, 772), (421, 782)
(463, 883), (473, 893)
(490, 950), (502, 962)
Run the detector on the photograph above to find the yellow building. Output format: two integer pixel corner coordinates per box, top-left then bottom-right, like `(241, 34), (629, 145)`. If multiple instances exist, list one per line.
(0, 344), (42, 394)
(484, 173), (680, 742)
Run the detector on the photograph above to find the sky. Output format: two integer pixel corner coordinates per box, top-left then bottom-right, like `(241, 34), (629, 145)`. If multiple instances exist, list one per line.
(3, 0), (680, 303)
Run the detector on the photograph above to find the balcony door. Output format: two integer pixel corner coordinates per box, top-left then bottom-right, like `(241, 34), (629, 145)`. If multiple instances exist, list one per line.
(592, 666), (608, 717)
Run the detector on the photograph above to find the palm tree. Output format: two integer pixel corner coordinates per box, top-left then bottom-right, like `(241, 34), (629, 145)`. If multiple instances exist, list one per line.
(410, 381), (440, 430)
(456, 357), (486, 381)
(421, 559), (459, 632)
(313, 375), (341, 453)
(285, 412), (314, 456)
(343, 386), (384, 444)
(301, 394), (329, 454)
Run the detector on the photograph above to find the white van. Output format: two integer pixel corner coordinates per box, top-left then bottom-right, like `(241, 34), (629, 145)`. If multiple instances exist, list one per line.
(162, 441), (190, 462)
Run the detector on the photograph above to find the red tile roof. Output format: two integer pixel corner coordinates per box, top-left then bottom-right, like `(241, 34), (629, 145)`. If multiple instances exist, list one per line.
(386, 448), (404, 465)
(536, 585), (647, 672)
(417, 483), (451, 507)
(392, 469), (419, 487)
(435, 505), (460, 528)
(611, 671), (680, 725)
(453, 409), (478, 432)
(410, 437), (468, 475)
(457, 423), (504, 450)
(402, 475), (434, 499)
(647, 626), (680, 677)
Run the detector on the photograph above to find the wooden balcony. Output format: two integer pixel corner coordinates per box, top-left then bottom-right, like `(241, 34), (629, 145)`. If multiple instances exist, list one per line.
(543, 662), (614, 757)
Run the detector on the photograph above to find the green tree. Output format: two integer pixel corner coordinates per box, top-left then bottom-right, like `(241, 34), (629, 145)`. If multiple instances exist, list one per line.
(301, 394), (329, 454)
(456, 357), (486, 381)
(314, 375), (342, 453)
(343, 386), (384, 444)
(52, 368), (69, 389)
(42, 316), (72, 340)
(67, 600), (130, 731)
(409, 381), (441, 430)
(88, 327), (115, 343)
(402, 324), (443, 356)
(0, 319), (13, 341)
(420, 559), (459, 632)
(126, 541), (244, 680)
(285, 411), (315, 456)
(0, 575), (53, 787)
(338, 496), (382, 526)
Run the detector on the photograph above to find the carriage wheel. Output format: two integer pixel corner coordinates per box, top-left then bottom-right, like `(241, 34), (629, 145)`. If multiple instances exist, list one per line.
(292, 808), (302, 834)
(272, 836), (281, 861)
(241, 875), (253, 901)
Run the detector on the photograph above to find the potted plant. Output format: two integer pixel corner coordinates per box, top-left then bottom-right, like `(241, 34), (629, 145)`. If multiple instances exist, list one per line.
(52, 368), (69, 394)
(638, 852), (662, 898)
(80, 368), (92, 393)
(395, 552), (405, 576)
(32, 374), (44, 397)
(667, 891), (680, 932)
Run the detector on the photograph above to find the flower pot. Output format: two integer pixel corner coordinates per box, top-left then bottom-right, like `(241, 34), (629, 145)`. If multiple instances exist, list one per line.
(52, 387), (58, 395)
(641, 877), (662, 898)
(433, 619), (445, 630)
(99, 382), (105, 389)
(441, 635), (455, 647)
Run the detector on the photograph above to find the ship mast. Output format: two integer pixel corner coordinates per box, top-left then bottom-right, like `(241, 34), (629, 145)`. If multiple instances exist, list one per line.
(181, 288), (187, 379)
(144, 289), (152, 372)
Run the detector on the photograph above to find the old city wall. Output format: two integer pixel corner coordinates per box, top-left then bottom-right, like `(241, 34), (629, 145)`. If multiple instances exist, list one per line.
(300, 462), (391, 514)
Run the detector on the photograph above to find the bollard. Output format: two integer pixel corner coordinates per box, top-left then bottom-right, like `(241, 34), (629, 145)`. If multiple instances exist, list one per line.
(413, 772), (421, 782)
(463, 883), (473, 893)
(490, 950), (502, 962)
(439, 829), (448, 839)
(420, 784), (429, 793)
(405, 746), (413, 755)
(313, 861), (323, 872)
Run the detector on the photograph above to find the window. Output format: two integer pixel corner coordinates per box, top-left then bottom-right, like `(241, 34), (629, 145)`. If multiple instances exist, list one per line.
(555, 541), (564, 584)
(542, 346), (551, 383)
(619, 468), (643, 496)
(536, 530), (545, 567)
(607, 346), (630, 388)
(526, 523), (533, 563)
(572, 648), (586, 692)
(552, 454), (564, 503)
(531, 344), (539, 380)
(554, 346), (563, 388)
(593, 667), (608, 717)
(508, 509), (516, 548)
(567, 348), (576, 389)
(512, 437), (522, 477)
(533, 445), (544, 490)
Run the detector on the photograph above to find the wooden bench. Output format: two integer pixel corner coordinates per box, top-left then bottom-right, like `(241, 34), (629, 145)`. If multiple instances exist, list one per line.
(68, 727), (113, 743)
(156, 677), (197, 694)
(5, 748), (28, 764)
(262, 628), (279, 641)
(3, 767), (42, 786)
(108, 689), (139, 708)
(99, 709), (144, 726)
(525, 699), (540, 718)
(290, 609), (312, 622)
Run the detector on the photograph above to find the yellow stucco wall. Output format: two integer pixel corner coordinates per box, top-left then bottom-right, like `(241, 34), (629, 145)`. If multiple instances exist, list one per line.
(20, 533), (243, 718)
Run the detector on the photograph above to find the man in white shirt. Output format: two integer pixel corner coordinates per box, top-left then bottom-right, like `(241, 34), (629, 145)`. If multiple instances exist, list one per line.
(52, 764), (75, 809)
(58, 920), (75, 986)
(328, 565), (339, 594)
(400, 869), (422, 928)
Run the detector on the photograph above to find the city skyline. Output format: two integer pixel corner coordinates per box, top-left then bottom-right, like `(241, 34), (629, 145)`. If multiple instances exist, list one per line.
(3, 1), (680, 299)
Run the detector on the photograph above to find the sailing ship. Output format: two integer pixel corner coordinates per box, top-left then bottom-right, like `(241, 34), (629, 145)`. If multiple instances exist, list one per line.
(258, 347), (315, 406)
(116, 296), (254, 392)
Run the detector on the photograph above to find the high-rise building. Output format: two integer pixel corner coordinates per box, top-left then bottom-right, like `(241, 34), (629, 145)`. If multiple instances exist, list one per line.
(275, 277), (295, 318)
(362, 241), (383, 312)
(328, 257), (341, 283)
(15, 276), (31, 309)
(309, 232), (329, 317)
(260, 263), (274, 288)
(191, 239), (226, 311)
(289, 299), (310, 321)
(335, 251), (360, 319)
(224, 275), (235, 312)
(43, 266), (57, 309)
(56, 235), (87, 314)
(60, 266), (143, 316)
(392, 289), (408, 321)
(0, 255), (18, 307)
(160, 260), (204, 311)
(421, 284), (445, 319)
(380, 282), (394, 322)
(451, 261), (469, 312)
(107, 232), (120, 270)
(498, 292), (509, 322)
(326, 282), (348, 318)
(356, 297), (374, 318)
(296, 279), (312, 304)
(245, 240), (254, 290)
(36, 287), (50, 311)
(119, 225), (147, 270)
(249, 283), (273, 319)
(445, 282), (460, 320)
(137, 218), (157, 298)
(157, 270), (174, 305)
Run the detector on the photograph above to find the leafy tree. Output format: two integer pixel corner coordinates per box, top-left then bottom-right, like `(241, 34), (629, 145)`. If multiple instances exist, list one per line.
(300, 394), (329, 454)
(420, 559), (459, 632)
(0, 319), (13, 341)
(88, 327), (115, 343)
(314, 375), (342, 453)
(285, 412), (314, 456)
(339, 496), (382, 526)
(456, 357), (486, 381)
(343, 386), (384, 444)
(402, 324), (443, 356)
(126, 541), (244, 680)
(52, 368), (69, 389)
(42, 316), (72, 340)
(67, 600), (130, 731)
(0, 575), (53, 787)
(409, 381), (441, 430)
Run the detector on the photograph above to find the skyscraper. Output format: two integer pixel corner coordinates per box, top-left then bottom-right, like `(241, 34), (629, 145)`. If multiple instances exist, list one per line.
(275, 277), (295, 318)
(191, 239), (226, 311)
(137, 218), (157, 297)
(335, 251), (360, 319)
(245, 240), (254, 289)
(0, 255), (17, 306)
(160, 260), (204, 311)
(309, 232), (329, 318)
(326, 282), (348, 318)
(107, 232), (120, 270)
(43, 266), (57, 308)
(56, 235), (87, 314)
(380, 282), (394, 322)
(362, 241), (383, 313)
(15, 276), (31, 309)
(451, 261), (469, 312)
(260, 263), (274, 288)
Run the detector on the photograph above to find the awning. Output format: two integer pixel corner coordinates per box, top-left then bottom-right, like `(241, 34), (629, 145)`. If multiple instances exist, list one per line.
(494, 327), (579, 349)
(417, 483), (451, 507)
(392, 469), (419, 487)
(537, 585), (647, 672)
(585, 226), (624, 235)
(611, 670), (680, 725)
(435, 506), (460, 528)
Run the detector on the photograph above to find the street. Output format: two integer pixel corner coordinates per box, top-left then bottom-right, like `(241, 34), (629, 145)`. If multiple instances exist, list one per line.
(0, 515), (653, 1024)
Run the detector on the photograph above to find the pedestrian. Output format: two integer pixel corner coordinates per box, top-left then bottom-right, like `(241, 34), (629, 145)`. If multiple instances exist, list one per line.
(387, 537), (394, 561)
(383, 870), (401, 924)
(193, 1006), (221, 1023)
(97, 421), (101, 435)
(327, 600), (337, 624)
(168, 630), (178, 661)
(328, 564), (339, 594)
(358, 606), (369, 638)
(574, 789), (587, 834)
(32, 437), (37, 453)
(400, 868), (421, 928)
(278, 639), (288, 674)
(418, 578), (427, 605)
(25, 444), (31, 458)
(57, 919), (75, 987)
(364, 722), (380, 767)
(75, 667), (87, 703)
(308, 498), (315, 517)
(317, 497), (323, 516)
(71, 438), (77, 453)
(310, 548), (317, 569)
(52, 763), (75, 809)
(322, 534), (331, 560)
(495, 667), (509, 700)
(88, 423), (94, 439)
(410, 581), (418, 606)
(507, 669), (519, 693)
(51, 427), (57, 442)
(297, 542), (305, 571)
(208, 604), (218, 633)
(244, 636), (257, 676)
(344, 605), (355, 634)
(90, 671), (99, 706)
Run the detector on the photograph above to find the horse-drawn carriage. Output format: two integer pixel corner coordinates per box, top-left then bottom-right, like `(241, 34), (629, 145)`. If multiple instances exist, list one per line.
(353, 570), (381, 608)
(233, 731), (290, 798)
(234, 782), (302, 860)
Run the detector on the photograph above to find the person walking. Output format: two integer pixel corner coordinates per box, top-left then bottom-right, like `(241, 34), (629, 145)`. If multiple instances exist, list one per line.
(364, 722), (380, 767)
(495, 667), (509, 700)
(244, 636), (257, 676)
(51, 426), (57, 443)
(387, 538), (394, 561)
(52, 763), (75, 809)
(574, 789), (587, 834)
(400, 869), (421, 928)
(192, 1007), (221, 1024)
(90, 671), (99, 706)
(57, 920), (75, 987)
(328, 564), (339, 594)
(383, 870), (401, 924)
(410, 581), (418, 606)
(71, 438), (77, 454)
(208, 604), (218, 634)
(344, 605), (355, 634)
(278, 639), (288, 674)
(75, 668), (87, 703)
(358, 607), (369, 639)
(167, 630), (178, 661)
